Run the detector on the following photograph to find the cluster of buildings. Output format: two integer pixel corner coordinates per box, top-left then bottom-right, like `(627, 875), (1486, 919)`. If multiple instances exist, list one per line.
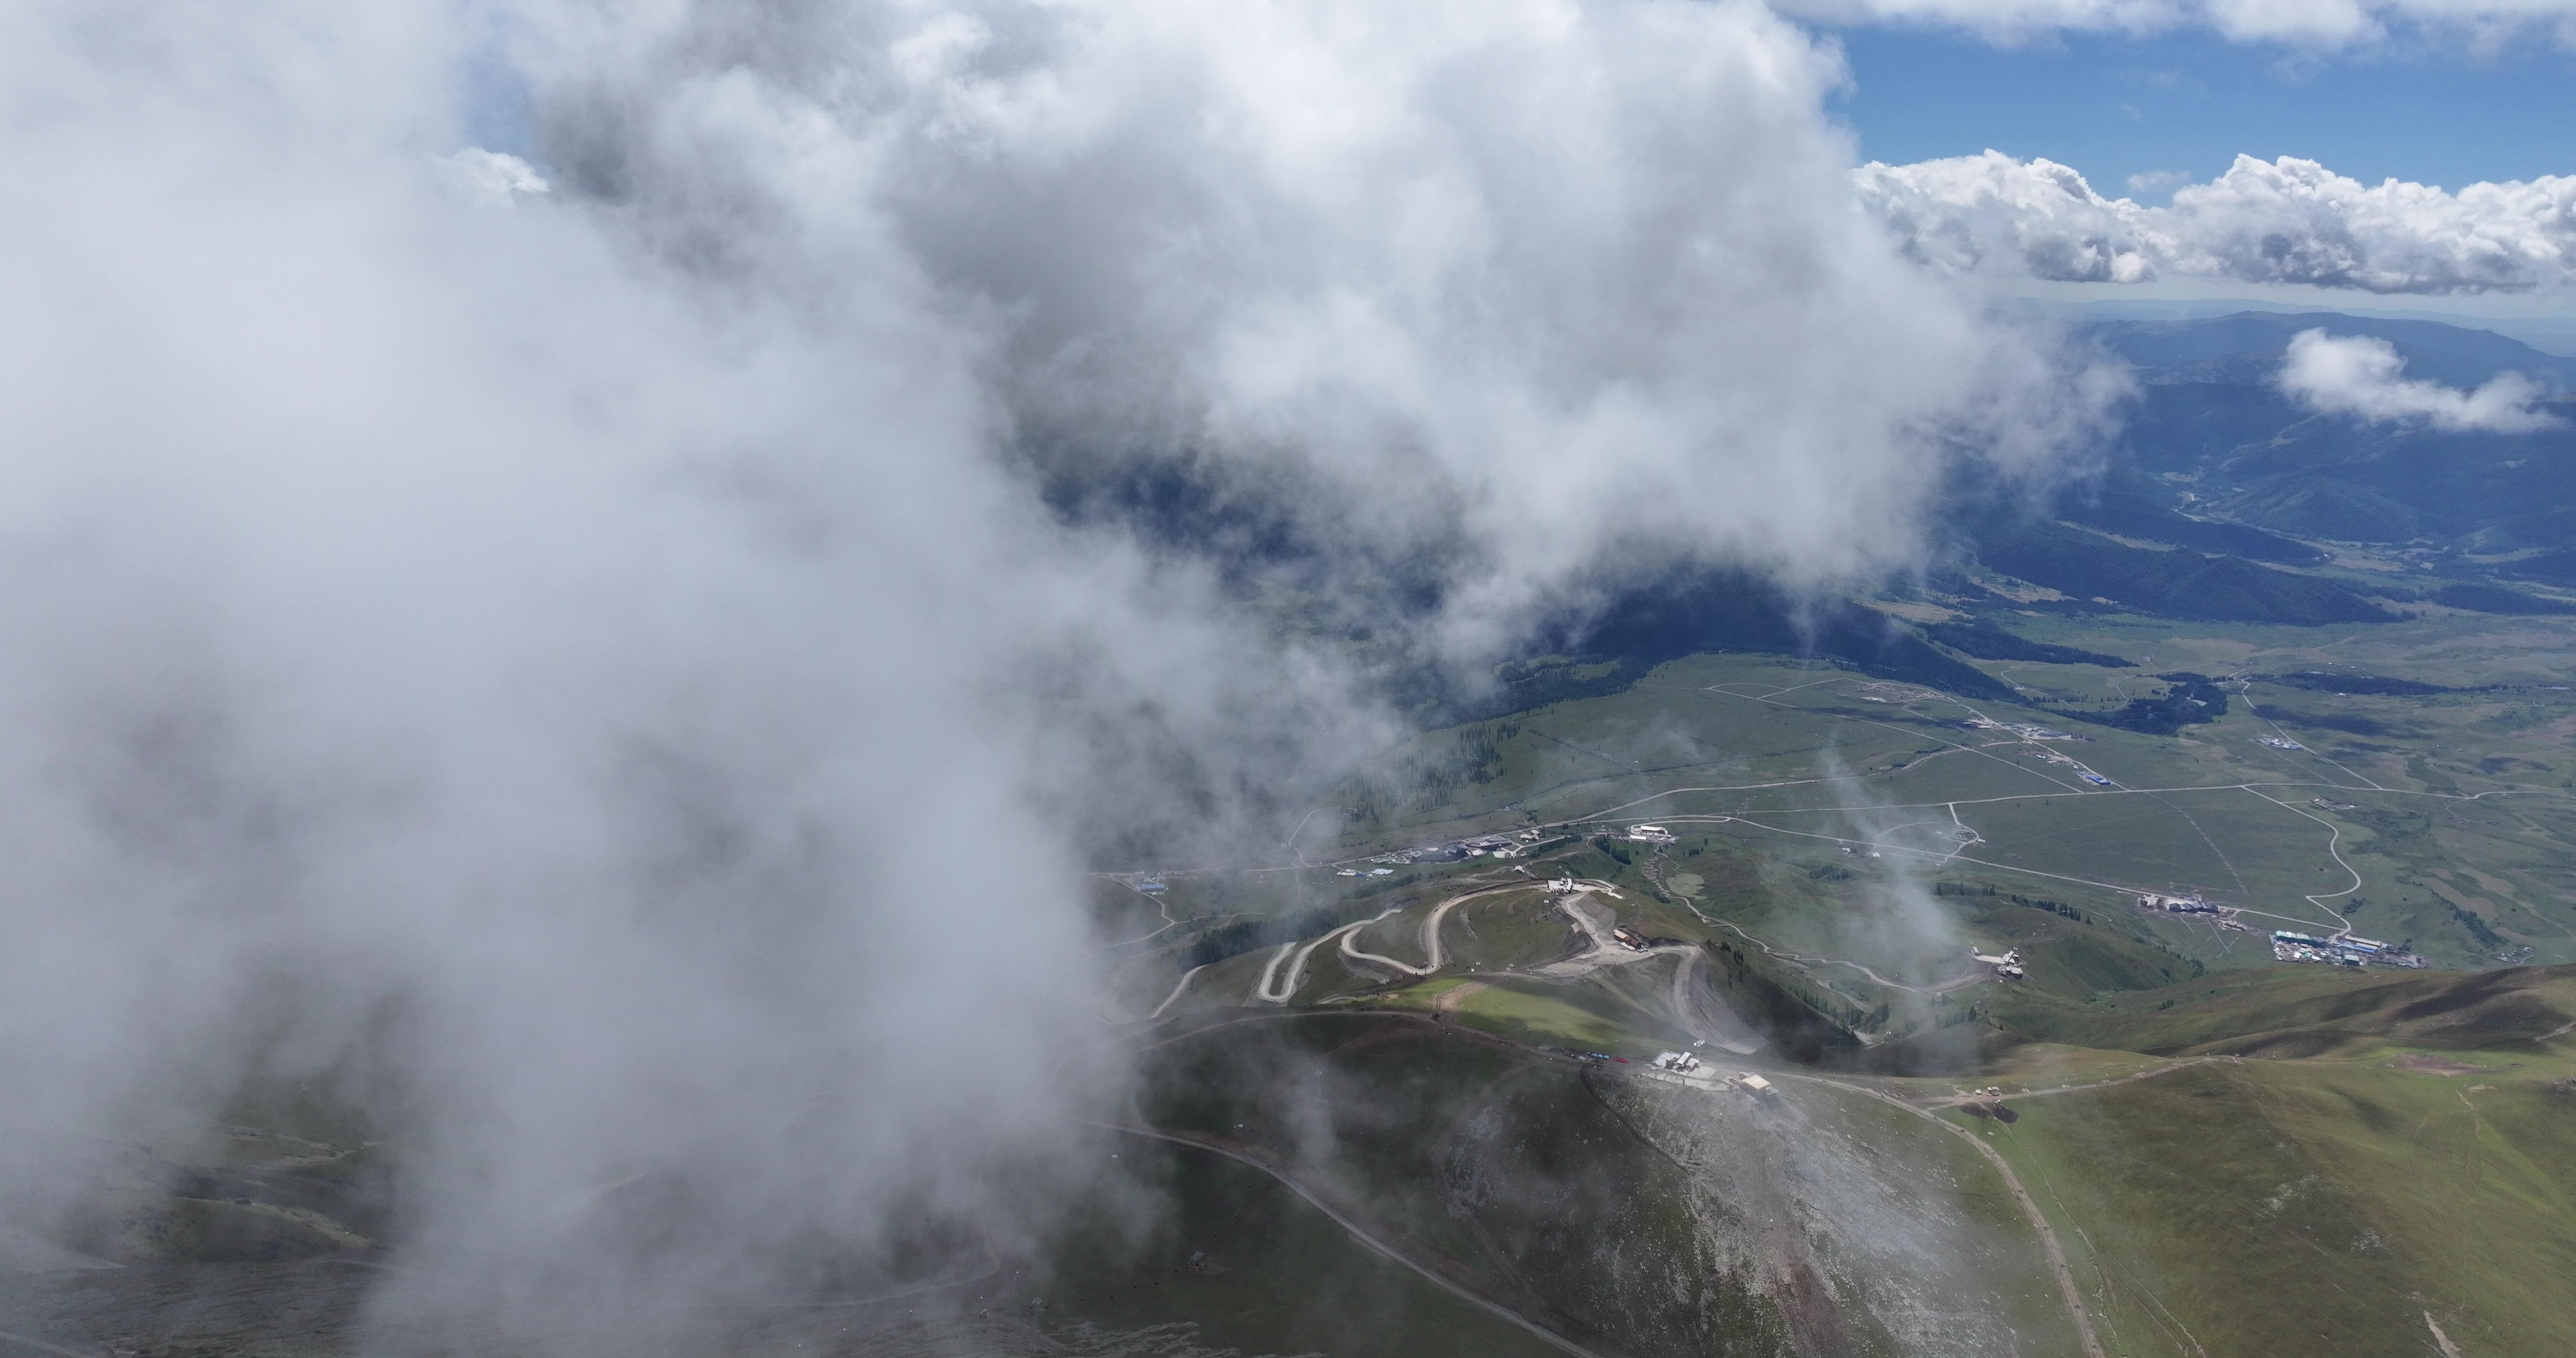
(1967, 718), (2080, 741)
(1460, 834), (1527, 859)
(2272, 930), (2425, 969)
(1568, 1046), (1779, 1101)
(2025, 744), (2117, 786)
(2135, 891), (2253, 930)
(1361, 827), (1548, 870)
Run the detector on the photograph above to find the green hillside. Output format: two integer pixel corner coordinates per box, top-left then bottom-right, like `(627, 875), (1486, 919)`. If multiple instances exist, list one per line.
(1992, 962), (2576, 1059)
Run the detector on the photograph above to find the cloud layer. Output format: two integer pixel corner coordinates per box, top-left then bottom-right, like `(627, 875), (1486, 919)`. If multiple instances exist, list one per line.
(1857, 151), (2576, 294)
(521, 0), (2115, 651)
(0, 0), (2109, 1342)
(2279, 327), (2564, 431)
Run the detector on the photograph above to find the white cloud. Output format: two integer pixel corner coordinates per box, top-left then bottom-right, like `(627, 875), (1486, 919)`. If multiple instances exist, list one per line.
(1857, 150), (2576, 294)
(2278, 327), (2563, 431)
(1770, 0), (2576, 48)
(0, 0), (2112, 1337)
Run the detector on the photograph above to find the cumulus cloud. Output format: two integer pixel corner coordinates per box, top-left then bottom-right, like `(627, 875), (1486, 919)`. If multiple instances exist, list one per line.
(1771, 0), (2576, 48)
(1857, 150), (2576, 294)
(0, 0), (2110, 1342)
(2278, 327), (2564, 431)
(537, 0), (2117, 654)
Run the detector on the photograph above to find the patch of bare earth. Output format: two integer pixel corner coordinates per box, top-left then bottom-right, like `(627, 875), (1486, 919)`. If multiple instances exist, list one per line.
(2390, 1054), (2486, 1077)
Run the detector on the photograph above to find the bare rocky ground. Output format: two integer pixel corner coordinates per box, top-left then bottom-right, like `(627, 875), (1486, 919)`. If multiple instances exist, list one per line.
(1595, 1080), (2075, 1358)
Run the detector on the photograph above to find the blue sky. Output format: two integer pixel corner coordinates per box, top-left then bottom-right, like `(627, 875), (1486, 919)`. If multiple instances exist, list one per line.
(1827, 27), (2576, 198)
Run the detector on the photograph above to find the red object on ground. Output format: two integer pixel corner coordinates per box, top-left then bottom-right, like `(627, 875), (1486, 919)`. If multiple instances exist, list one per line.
(1612, 1057), (1629, 1063)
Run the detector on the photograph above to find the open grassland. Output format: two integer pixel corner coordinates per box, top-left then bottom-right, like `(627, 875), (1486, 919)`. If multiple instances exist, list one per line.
(1332, 638), (2576, 969)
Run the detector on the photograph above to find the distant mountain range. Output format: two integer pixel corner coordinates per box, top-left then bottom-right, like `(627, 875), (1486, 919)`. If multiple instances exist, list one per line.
(1543, 311), (2576, 698)
(2080, 312), (2576, 559)
(1925, 311), (2576, 633)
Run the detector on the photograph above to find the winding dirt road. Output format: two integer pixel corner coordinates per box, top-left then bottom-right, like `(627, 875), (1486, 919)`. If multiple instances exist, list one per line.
(1339, 883), (1524, 976)
(1783, 1071), (2108, 1358)
(1255, 908), (1400, 1003)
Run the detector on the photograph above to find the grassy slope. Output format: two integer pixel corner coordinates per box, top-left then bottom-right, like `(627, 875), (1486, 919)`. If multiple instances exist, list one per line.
(1966, 1052), (2576, 1358)
(1131, 1013), (2101, 1356)
(1946, 964), (2576, 1354)
(1034, 1135), (1566, 1357)
(1131, 963), (2576, 1356)
(1991, 962), (2576, 1058)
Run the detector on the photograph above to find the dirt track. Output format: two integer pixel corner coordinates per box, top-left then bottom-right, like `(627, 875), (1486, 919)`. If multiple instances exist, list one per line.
(1783, 1071), (2108, 1358)
(1133, 1007), (2111, 1358)
(1340, 884), (1523, 977)
(1091, 1122), (1618, 1358)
